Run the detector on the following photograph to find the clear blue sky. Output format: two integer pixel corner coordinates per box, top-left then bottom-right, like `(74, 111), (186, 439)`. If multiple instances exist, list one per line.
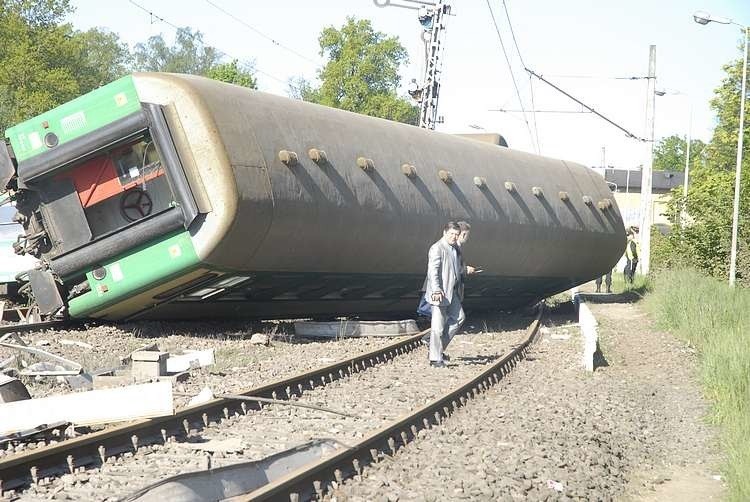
(65, 0), (748, 169)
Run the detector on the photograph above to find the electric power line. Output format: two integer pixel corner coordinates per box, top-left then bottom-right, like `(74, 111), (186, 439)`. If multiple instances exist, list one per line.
(524, 68), (648, 142)
(500, 0), (540, 152)
(203, 0), (318, 66)
(127, 0), (287, 85)
(542, 74), (650, 80)
(485, 0), (539, 154)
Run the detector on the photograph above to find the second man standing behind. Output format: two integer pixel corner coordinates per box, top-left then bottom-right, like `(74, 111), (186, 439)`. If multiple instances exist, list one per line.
(425, 221), (476, 368)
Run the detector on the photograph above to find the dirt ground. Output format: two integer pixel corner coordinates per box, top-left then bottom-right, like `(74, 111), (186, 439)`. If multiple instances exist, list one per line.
(580, 282), (726, 501)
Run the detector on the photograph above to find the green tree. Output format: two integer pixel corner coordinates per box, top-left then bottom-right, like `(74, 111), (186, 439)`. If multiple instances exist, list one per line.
(706, 54), (750, 172)
(205, 59), (256, 89)
(290, 17), (418, 125)
(0, 0), (130, 133)
(652, 134), (706, 172)
(660, 46), (750, 285)
(132, 27), (221, 74)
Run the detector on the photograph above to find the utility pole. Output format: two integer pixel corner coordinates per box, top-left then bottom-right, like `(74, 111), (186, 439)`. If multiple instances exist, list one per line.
(375, 0), (451, 130)
(639, 45), (657, 275)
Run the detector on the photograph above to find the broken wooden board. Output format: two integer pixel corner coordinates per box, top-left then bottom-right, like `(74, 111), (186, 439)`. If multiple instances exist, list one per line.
(166, 349), (214, 373)
(0, 381), (173, 435)
(294, 319), (420, 338)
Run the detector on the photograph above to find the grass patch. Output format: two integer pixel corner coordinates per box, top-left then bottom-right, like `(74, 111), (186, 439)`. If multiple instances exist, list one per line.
(643, 268), (750, 501)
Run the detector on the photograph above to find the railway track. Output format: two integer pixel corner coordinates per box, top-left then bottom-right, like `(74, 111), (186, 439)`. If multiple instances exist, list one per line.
(0, 309), (541, 500)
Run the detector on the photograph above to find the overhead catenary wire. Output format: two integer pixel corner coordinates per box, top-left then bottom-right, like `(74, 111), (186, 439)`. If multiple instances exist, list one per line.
(485, 0), (539, 154)
(127, 0), (287, 85)
(524, 68), (648, 142)
(203, 0), (319, 66)
(499, 0), (541, 152)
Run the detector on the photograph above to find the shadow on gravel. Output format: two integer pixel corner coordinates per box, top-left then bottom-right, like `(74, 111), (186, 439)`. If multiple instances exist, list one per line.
(455, 354), (500, 365)
(579, 287), (648, 304)
(594, 344), (609, 369)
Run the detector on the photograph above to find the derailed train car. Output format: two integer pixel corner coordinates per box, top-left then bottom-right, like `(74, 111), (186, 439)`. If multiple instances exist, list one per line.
(0, 73), (625, 321)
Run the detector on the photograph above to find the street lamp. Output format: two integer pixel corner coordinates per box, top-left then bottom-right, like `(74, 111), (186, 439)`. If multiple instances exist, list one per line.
(694, 11), (748, 287)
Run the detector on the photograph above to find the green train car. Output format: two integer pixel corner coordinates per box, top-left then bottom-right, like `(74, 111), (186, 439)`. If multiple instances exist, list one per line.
(0, 74), (624, 321)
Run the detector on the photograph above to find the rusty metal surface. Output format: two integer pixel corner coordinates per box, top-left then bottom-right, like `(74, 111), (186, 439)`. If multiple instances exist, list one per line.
(134, 74), (625, 314)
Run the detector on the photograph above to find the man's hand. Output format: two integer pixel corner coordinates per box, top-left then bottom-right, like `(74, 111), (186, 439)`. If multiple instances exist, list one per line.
(431, 291), (444, 303)
(467, 265), (482, 275)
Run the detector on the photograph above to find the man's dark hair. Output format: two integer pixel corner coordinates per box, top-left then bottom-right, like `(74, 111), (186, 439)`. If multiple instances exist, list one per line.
(444, 221), (461, 232)
(457, 221), (471, 232)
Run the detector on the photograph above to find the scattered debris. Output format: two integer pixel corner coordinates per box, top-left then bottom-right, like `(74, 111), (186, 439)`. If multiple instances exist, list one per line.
(547, 479), (564, 492)
(249, 333), (270, 346)
(119, 341), (159, 365)
(0, 381), (174, 435)
(0, 341), (82, 373)
(35, 339), (51, 346)
(59, 339), (94, 350)
(123, 440), (342, 502)
(20, 361), (80, 377)
(64, 372), (94, 391)
(0, 421), (68, 446)
(0, 331), (27, 346)
(132, 351), (168, 381)
(166, 349), (214, 373)
(0, 354), (17, 369)
(0, 374), (31, 403)
(294, 319), (419, 338)
(187, 386), (215, 406)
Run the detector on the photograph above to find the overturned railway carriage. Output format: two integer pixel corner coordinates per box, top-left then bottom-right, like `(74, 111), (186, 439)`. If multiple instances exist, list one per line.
(0, 73), (625, 321)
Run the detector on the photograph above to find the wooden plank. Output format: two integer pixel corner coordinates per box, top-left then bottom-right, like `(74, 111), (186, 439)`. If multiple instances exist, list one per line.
(0, 381), (173, 435)
(294, 320), (419, 338)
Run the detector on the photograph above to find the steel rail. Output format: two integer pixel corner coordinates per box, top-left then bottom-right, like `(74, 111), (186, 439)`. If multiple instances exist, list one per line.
(0, 329), (428, 492)
(238, 307), (543, 501)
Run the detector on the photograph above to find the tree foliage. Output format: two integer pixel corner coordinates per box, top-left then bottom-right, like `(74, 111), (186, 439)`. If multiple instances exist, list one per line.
(652, 134), (706, 172)
(204, 59), (257, 89)
(0, 0), (130, 133)
(290, 17), (418, 125)
(132, 27), (221, 75)
(655, 45), (750, 285)
(706, 55), (750, 172)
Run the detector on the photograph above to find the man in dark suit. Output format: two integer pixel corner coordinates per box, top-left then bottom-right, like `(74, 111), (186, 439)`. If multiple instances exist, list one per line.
(425, 221), (465, 367)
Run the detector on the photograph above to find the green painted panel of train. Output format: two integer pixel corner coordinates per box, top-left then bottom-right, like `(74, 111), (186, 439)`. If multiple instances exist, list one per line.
(67, 231), (200, 318)
(4, 76), (141, 162)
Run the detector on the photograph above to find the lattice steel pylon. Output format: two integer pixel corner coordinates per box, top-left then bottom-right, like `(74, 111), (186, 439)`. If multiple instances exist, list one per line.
(417, 1), (451, 130)
(374, 0), (452, 130)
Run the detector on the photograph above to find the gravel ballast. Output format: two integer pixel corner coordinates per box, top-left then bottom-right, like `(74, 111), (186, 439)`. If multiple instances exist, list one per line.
(329, 298), (724, 502)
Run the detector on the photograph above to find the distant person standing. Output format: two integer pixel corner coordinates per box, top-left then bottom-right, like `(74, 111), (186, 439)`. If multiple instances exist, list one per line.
(595, 270), (612, 293)
(425, 221), (465, 368)
(624, 227), (640, 283)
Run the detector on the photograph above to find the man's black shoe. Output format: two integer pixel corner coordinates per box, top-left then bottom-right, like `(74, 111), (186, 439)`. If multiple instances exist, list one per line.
(442, 353), (450, 361)
(429, 360), (447, 368)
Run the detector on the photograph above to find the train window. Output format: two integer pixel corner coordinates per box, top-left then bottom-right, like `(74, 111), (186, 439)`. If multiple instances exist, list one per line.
(41, 135), (177, 240)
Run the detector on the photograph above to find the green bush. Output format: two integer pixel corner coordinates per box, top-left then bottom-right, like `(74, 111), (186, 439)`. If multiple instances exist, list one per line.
(644, 269), (750, 501)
